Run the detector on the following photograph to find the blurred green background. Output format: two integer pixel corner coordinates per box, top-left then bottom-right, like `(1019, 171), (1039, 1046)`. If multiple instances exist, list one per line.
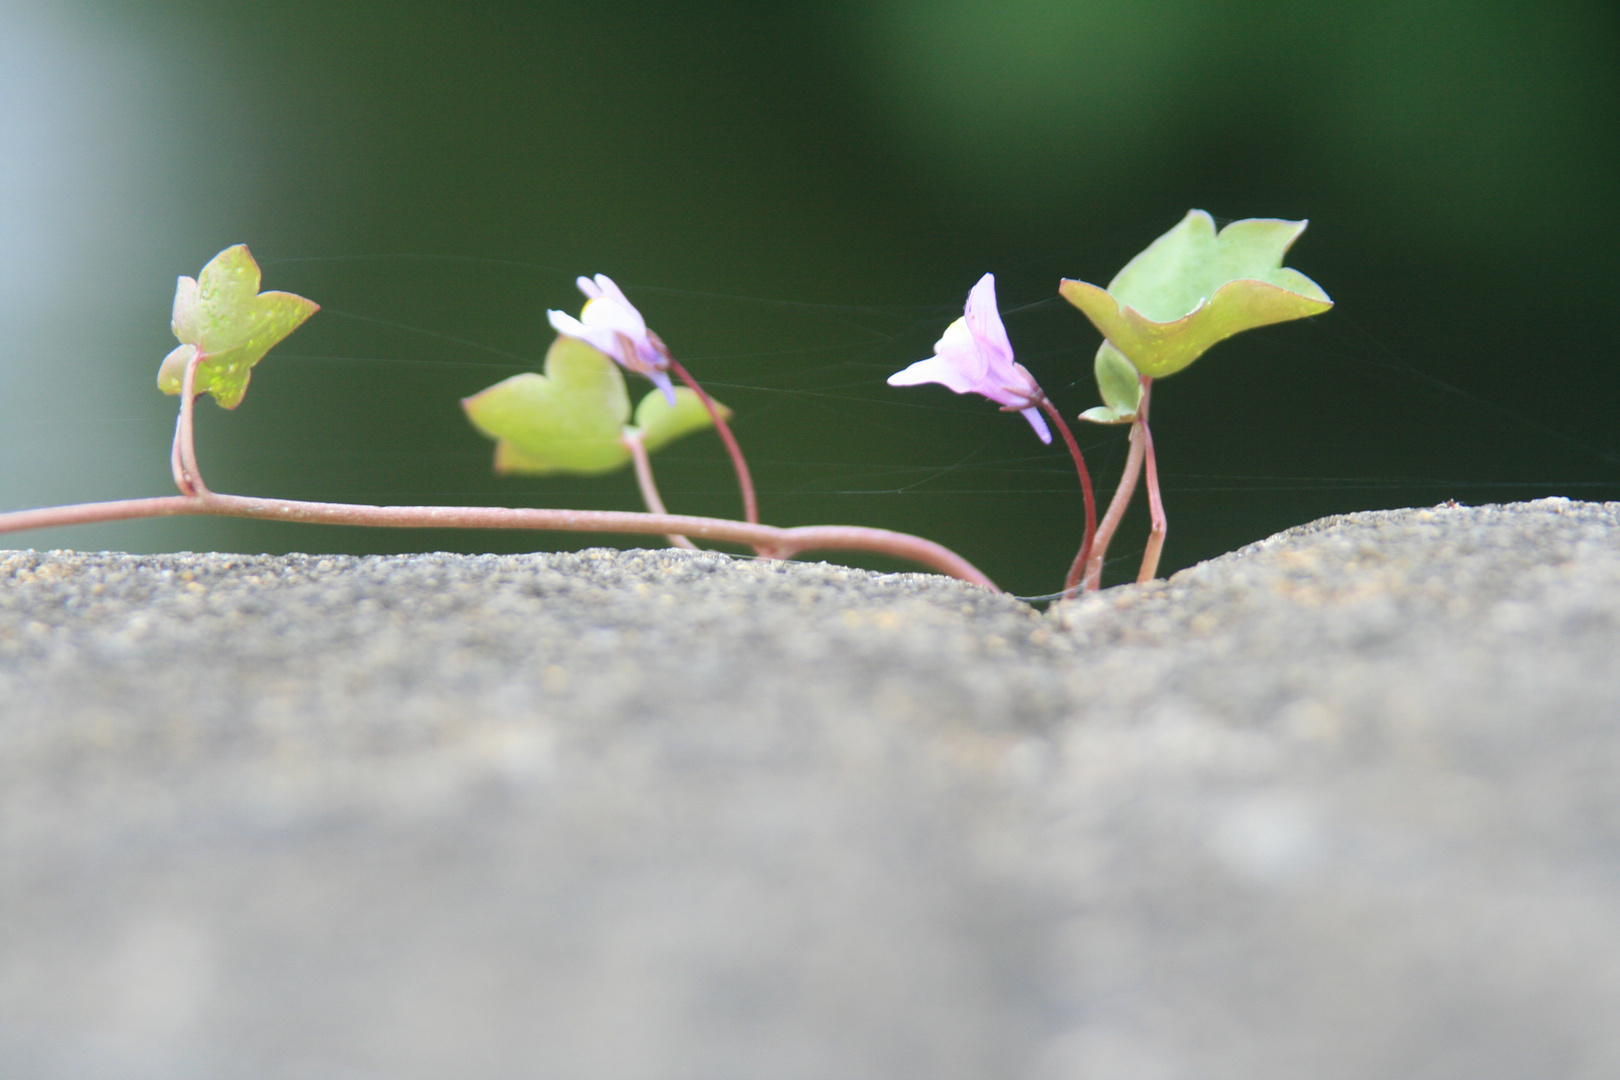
(3, 0), (1616, 596)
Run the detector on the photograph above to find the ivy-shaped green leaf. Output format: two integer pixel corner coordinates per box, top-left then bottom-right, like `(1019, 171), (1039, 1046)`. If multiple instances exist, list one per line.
(156, 245), (319, 408)
(462, 336), (729, 475)
(1059, 210), (1332, 380)
(1078, 341), (1143, 425)
(636, 387), (729, 455)
(463, 335), (634, 475)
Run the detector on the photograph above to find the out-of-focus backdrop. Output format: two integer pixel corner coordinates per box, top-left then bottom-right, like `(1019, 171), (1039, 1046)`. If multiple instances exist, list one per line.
(3, 0), (1615, 595)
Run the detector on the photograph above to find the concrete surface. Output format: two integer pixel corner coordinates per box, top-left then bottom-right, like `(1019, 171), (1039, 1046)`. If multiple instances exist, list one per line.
(1, 497), (1616, 1079)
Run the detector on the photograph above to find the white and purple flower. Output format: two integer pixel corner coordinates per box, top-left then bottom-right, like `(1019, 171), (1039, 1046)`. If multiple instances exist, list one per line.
(548, 274), (678, 405)
(887, 273), (1051, 443)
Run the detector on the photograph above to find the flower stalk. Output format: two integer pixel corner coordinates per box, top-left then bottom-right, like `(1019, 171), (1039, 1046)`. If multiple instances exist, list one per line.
(1036, 398), (1097, 598)
(668, 357), (757, 525)
(886, 273), (1101, 596)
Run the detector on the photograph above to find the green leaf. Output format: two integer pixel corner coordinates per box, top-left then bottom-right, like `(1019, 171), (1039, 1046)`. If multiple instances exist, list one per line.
(492, 439), (569, 473)
(462, 335), (633, 475)
(1059, 210), (1332, 379)
(1092, 341), (1142, 418)
(633, 387), (729, 455)
(156, 244), (319, 409)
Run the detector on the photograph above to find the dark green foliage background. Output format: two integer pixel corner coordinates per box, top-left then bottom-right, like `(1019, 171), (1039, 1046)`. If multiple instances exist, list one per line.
(2, 0), (1615, 595)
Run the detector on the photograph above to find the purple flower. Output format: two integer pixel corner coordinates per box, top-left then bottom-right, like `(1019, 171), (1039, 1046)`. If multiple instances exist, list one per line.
(887, 273), (1051, 443)
(548, 274), (678, 405)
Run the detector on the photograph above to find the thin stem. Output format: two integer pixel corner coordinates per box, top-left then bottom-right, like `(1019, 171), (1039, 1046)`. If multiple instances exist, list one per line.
(0, 492), (998, 589)
(0, 495), (200, 533)
(179, 351), (209, 496)
(170, 350), (209, 496)
(1136, 404), (1166, 584)
(1081, 426), (1144, 591)
(170, 422), (190, 495)
(1079, 377), (1153, 592)
(668, 357), (758, 525)
(1040, 398), (1097, 600)
(622, 431), (696, 549)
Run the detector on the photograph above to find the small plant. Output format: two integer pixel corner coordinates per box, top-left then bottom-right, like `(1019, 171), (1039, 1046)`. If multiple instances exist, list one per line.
(0, 212), (1331, 599)
(1059, 210), (1332, 589)
(461, 281), (739, 548)
(157, 244), (319, 496)
(0, 246), (994, 587)
(542, 275), (759, 523)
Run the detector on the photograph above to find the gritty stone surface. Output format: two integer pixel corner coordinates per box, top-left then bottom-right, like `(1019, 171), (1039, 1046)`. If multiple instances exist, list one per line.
(1, 498), (1617, 1079)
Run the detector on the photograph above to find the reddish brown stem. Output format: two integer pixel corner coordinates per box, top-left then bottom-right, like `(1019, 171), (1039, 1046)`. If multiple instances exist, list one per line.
(0, 492), (997, 589)
(667, 357), (757, 525)
(1137, 406), (1166, 584)
(170, 350), (209, 496)
(169, 427), (189, 495)
(1079, 377), (1154, 592)
(8, 344), (993, 589)
(1040, 398), (1097, 600)
(622, 430), (696, 549)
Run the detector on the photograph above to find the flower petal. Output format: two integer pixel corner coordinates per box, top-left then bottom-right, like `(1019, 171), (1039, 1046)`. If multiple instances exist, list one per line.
(962, 273), (1014, 366)
(888, 274), (1047, 442)
(548, 309), (624, 362)
(1018, 406), (1052, 444)
(575, 275), (605, 301)
(649, 369), (677, 407)
(930, 317), (984, 373)
(887, 352), (987, 396)
(584, 275), (647, 337)
(579, 296), (647, 342)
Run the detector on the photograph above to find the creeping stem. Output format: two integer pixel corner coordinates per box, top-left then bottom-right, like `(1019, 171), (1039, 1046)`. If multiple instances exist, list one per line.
(668, 357), (758, 525)
(622, 429), (696, 550)
(3, 338), (996, 588)
(1036, 398), (1097, 600)
(4, 387), (993, 588)
(0, 493), (994, 588)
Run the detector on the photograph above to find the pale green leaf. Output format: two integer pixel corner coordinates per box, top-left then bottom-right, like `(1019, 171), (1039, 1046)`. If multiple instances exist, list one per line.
(1093, 341), (1142, 417)
(633, 387), (729, 455)
(1059, 210), (1332, 379)
(156, 344), (199, 396)
(462, 335), (633, 475)
(493, 439), (570, 473)
(1079, 405), (1136, 425)
(157, 244), (319, 409)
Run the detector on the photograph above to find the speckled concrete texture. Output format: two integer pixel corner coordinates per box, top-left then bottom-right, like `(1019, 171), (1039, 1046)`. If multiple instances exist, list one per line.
(1, 498), (1616, 1079)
